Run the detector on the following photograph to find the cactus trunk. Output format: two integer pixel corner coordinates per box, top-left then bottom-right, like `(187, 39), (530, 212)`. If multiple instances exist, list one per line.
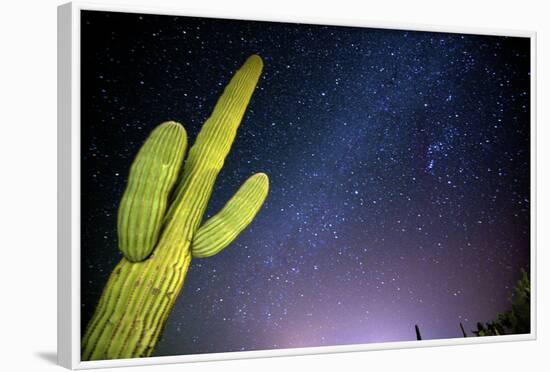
(82, 239), (192, 360)
(82, 55), (267, 360)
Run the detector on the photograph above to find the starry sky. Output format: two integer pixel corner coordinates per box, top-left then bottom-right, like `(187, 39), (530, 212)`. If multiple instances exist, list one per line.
(80, 10), (531, 356)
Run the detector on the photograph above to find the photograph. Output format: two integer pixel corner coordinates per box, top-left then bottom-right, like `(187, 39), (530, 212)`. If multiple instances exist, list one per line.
(79, 9), (531, 361)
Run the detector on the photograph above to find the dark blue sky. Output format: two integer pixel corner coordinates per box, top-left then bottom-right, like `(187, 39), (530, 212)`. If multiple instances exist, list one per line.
(81, 10), (530, 356)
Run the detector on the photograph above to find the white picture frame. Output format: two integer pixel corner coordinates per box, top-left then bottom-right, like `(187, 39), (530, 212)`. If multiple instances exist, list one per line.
(58, 1), (537, 369)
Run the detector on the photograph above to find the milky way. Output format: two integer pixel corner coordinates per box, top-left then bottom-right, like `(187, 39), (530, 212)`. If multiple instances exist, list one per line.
(80, 10), (531, 355)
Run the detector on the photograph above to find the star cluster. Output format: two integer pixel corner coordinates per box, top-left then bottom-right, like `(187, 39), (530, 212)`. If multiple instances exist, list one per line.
(80, 11), (530, 355)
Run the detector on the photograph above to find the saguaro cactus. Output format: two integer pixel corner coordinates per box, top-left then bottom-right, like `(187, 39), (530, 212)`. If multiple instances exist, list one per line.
(82, 55), (268, 360)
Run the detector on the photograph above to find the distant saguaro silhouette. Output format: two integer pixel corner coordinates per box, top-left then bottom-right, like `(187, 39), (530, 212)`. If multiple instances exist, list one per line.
(415, 324), (422, 340)
(460, 322), (468, 337)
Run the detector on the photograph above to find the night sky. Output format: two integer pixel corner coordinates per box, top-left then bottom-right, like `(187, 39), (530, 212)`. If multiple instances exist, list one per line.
(80, 10), (531, 356)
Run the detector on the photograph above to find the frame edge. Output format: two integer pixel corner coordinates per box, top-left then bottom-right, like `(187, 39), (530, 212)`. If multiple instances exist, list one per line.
(66, 2), (537, 369)
(58, 2), (74, 370)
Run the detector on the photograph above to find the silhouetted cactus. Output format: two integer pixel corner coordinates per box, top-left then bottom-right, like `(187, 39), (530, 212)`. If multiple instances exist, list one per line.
(473, 269), (530, 337)
(415, 324), (422, 340)
(460, 322), (467, 337)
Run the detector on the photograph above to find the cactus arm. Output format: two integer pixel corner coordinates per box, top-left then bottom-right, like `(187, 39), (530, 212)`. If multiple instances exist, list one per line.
(117, 121), (187, 262)
(192, 172), (269, 258)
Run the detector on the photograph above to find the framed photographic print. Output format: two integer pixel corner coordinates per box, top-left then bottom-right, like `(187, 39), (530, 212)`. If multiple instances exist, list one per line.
(57, 1), (536, 369)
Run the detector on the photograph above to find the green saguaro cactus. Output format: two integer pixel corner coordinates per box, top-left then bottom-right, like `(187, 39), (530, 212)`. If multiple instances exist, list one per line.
(82, 55), (269, 361)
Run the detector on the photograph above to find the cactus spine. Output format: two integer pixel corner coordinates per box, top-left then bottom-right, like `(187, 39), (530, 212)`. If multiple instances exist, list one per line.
(82, 55), (267, 360)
